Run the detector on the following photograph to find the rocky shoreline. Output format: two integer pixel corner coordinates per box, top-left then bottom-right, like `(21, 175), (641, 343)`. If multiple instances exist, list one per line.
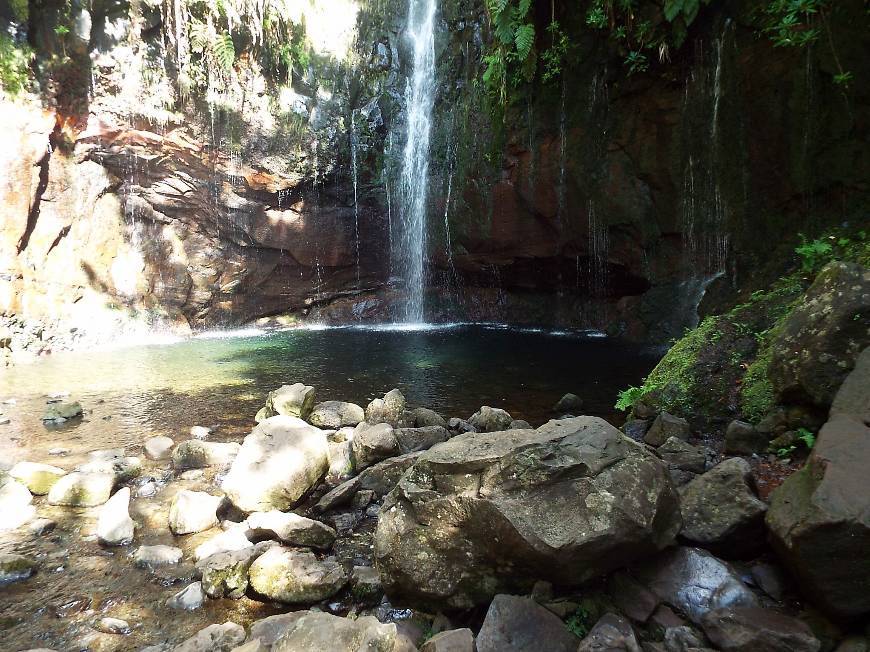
(2, 354), (868, 652)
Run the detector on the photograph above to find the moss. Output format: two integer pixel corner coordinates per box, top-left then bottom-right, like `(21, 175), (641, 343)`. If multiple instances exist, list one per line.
(740, 347), (776, 422)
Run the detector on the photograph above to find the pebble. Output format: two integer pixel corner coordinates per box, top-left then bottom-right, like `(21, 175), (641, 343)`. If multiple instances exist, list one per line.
(94, 617), (131, 635)
(0, 417), (9, 425)
(29, 518), (57, 536)
(48, 447), (70, 456)
(133, 545), (183, 569)
(190, 425), (212, 439)
(167, 581), (205, 611)
(179, 469), (204, 480)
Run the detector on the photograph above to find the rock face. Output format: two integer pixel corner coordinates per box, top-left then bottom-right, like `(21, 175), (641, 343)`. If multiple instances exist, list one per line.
(309, 401), (364, 428)
(248, 546), (347, 604)
(222, 416), (328, 512)
(700, 607), (821, 652)
(468, 406), (513, 433)
(365, 389), (406, 426)
(97, 487), (136, 545)
(47, 471), (114, 507)
(246, 511), (336, 549)
(766, 415), (870, 620)
(679, 458), (767, 556)
(169, 490), (223, 535)
(9, 462), (66, 494)
(635, 547), (758, 625)
(267, 611), (410, 652)
(476, 594), (580, 652)
(375, 417), (681, 609)
(769, 262), (870, 409)
(172, 441), (240, 469)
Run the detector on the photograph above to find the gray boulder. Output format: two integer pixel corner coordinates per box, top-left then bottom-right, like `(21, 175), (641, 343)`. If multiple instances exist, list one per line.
(172, 441), (239, 469)
(248, 546), (347, 604)
(0, 476), (35, 530)
(145, 436), (175, 460)
(375, 417), (681, 609)
(725, 421), (766, 455)
(468, 406), (513, 432)
(394, 426), (450, 453)
(197, 547), (265, 599)
(309, 401), (364, 429)
(314, 452), (423, 513)
(351, 422), (399, 469)
(577, 613), (640, 652)
(409, 407), (447, 428)
(700, 607), (820, 652)
(167, 582), (205, 611)
(553, 393), (583, 412)
(477, 594), (580, 652)
(172, 622), (245, 652)
(169, 490), (223, 535)
(47, 472), (114, 507)
(365, 389), (406, 426)
(830, 346), (870, 421)
(246, 510), (336, 549)
(644, 412), (691, 447)
(267, 611), (412, 652)
(259, 383), (316, 421)
(222, 416), (328, 513)
(657, 437), (706, 475)
(133, 545), (183, 568)
(420, 629), (474, 652)
(97, 487), (136, 545)
(193, 526), (252, 562)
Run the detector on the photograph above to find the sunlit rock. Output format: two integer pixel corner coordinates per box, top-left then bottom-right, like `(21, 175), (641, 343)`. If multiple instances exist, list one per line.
(97, 487), (136, 546)
(246, 510), (336, 549)
(0, 476), (35, 530)
(467, 405), (513, 433)
(365, 389), (406, 426)
(171, 622), (245, 652)
(308, 401), (364, 429)
(248, 546), (347, 604)
(9, 461), (66, 495)
(167, 581), (205, 611)
(47, 472), (114, 507)
(172, 440), (240, 470)
(133, 545), (183, 569)
(169, 490), (223, 535)
(145, 436), (175, 460)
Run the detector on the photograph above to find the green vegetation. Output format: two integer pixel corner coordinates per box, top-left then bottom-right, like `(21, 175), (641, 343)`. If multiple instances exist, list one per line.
(763, 0), (829, 48)
(0, 34), (33, 97)
(565, 605), (591, 639)
(482, 0), (537, 103)
(615, 386), (644, 412)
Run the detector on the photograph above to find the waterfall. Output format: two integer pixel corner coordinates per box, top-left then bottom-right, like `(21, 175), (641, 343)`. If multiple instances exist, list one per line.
(587, 199), (609, 298)
(351, 110), (361, 290)
(398, 0), (437, 323)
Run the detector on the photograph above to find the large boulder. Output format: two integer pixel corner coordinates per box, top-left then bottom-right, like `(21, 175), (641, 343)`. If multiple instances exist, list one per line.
(314, 452), (423, 513)
(766, 414), (870, 620)
(394, 426), (450, 453)
(197, 546), (268, 599)
(97, 487), (136, 545)
(169, 490), (223, 535)
(409, 407), (447, 428)
(374, 417), (681, 609)
(9, 462), (66, 494)
(260, 384), (316, 421)
(248, 546), (347, 604)
(468, 406), (513, 432)
(246, 511), (336, 549)
(365, 389), (406, 426)
(308, 401), (364, 428)
(351, 422), (399, 469)
(222, 416), (328, 512)
(172, 441), (239, 469)
(769, 262), (870, 409)
(700, 607), (820, 652)
(679, 458), (767, 556)
(476, 594), (580, 652)
(268, 611), (413, 652)
(47, 471), (114, 506)
(644, 412), (691, 447)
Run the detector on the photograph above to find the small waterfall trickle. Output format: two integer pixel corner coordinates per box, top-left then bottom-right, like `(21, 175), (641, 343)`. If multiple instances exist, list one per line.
(442, 139), (457, 285)
(557, 77), (568, 230)
(350, 109), (361, 291)
(398, 0), (438, 323)
(587, 199), (609, 298)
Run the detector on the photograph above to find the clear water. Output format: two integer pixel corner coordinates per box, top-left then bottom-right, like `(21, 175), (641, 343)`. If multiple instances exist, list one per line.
(0, 326), (658, 650)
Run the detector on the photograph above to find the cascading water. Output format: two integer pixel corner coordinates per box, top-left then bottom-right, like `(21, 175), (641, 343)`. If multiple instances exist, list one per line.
(398, 0), (437, 323)
(351, 109), (361, 291)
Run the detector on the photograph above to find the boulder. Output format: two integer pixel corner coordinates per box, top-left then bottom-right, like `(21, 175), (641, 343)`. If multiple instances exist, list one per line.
(246, 511), (336, 549)
(262, 383), (316, 420)
(249, 613), (306, 648)
(0, 475), (36, 530)
(133, 545), (183, 568)
(830, 347), (870, 421)
(607, 572), (661, 623)
(9, 462), (66, 494)
(375, 417), (681, 609)
(476, 594), (580, 652)
(95, 617), (131, 635)
(42, 401), (82, 422)
(172, 441), (239, 469)
(447, 418), (476, 433)
(145, 436), (175, 460)
(394, 426), (450, 453)
(327, 431), (355, 480)
(309, 401), (364, 428)
(420, 629), (474, 652)
(725, 421), (766, 455)
(222, 416), (328, 512)
(350, 565), (383, 606)
(197, 547), (263, 599)
(657, 438), (706, 474)
(700, 607), (820, 652)
(194, 526), (253, 562)
(410, 407), (447, 428)
(365, 389), (406, 426)
(554, 393), (583, 412)
(622, 419), (650, 442)
(644, 412), (691, 447)
(172, 622), (245, 652)
(635, 547), (758, 625)
(510, 419), (532, 429)
(248, 546), (347, 604)
(768, 262), (870, 409)
(577, 613), (641, 652)
(468, 405), (513, 432)
(169, 490), (223, 535)
(314, 452), (423, 512)
(352, 422), (399, 469)
(97, 487), (136, 545)
(167, 582), (205, 611)
(268, 611), (411, 652)
(47, 472), (114, 506)
(679, 458), (767, 556)
(766, 413), (870, 620)
(0, 553), (37, 586)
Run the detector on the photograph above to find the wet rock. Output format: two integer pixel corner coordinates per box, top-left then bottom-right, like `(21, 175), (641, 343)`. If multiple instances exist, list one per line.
(352, 422), (399, 469)
(28, 517), (56, 536)
(169, 490), (223, 535)
(95, 617), (130, 634)
(172, 441), (240, 470)
(47, 471), (114, 506)
(78, 455), (142, 484)
(447, 418), (476, 433)
(97, 487), (136, 545)
(0, 475), (36, 529)
(635, 547), (758, 625)
(644, 412), (691, 447)
(375, 417), (681, 608)
(725, 421), (766, 455)
(350, 565), (382, 606)
(410, 407), (447, 428)
(133, 544), (183, 568)
(314, 452), (423, 512)
(190, 426), (212, 439)
(261, 383), (316, 421)
(622, 419), (649, 441)
(248, 546), (347, 603)
(468, 405), (514, 432)
(172, 622), (245, 652)
(679, 458), (767, 556)
(309, 401), (364, 428)
(420, 629), (474, 652)
(9, 461), (67, 494)
(269, 611), (410, 652)
(167, 581), (205, 610)
(554, 393), (583, 412)
(193, 526), (253, 561)
(145, 436), (175, 460)
(657, 437), (707, 475)
(42, 401), (83, 422)
(365, 388), (406, 426)
(700, 606), (820, 652)
(394, 425), (450, 453)
(769, 262), (870, 409)
(197, 548), (261, 599)
(222, 416), (328, 512)
(0, 553), (37, 586)
(477, 594), (580, 652)
(766, 411), (870, 620)
(577, 613), (640, 652)
(247, 510), (336, 548)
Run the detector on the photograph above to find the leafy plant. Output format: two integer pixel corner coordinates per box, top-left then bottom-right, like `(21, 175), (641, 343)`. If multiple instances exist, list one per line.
(763, 0), (827, 48)
(482, 0), (537, 102)
(615, 386), (645, 412)
(0, 34), (33, 96)
(566, 606), (591, 639)
(796, 427), (816, 449)
(795, 234), (833, 273)
(833, 71), (853, 86)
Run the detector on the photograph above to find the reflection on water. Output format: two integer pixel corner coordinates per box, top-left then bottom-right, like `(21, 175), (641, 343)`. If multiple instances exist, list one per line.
(0, 326), (659, 650)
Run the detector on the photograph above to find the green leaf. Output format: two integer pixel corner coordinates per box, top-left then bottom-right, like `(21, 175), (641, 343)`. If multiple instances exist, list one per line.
(664, 0), (685, 22)
(213, 33), (236, 72)
(514, 23), (535, 61)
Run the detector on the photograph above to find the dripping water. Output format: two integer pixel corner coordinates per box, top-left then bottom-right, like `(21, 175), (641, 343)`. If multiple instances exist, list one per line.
(350, 109), (361, 291)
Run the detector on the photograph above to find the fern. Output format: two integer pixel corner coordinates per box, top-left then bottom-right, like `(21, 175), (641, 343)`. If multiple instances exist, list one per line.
(514, 24), (535, 61)
(213, 32), (235, 71)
